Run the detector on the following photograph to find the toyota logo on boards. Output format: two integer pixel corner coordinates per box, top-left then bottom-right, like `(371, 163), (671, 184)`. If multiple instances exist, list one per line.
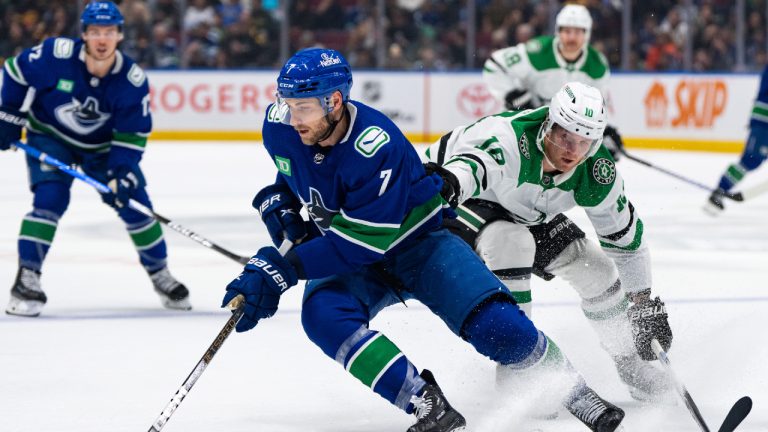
(457, 83), (501, 118)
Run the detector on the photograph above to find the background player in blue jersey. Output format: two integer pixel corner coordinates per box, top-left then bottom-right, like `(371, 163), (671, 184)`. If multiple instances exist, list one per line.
(704, 65), (768, 215)
(0, 1), (190, 316)
(221, 48), (625, 432)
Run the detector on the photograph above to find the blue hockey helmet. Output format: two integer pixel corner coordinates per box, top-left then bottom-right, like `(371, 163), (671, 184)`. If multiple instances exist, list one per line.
(81, 1), (124, 32)
(277, 48), (352, 107)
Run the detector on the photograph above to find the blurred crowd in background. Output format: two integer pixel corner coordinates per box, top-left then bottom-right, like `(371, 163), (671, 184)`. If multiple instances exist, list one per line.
(0, 0), (765, 72)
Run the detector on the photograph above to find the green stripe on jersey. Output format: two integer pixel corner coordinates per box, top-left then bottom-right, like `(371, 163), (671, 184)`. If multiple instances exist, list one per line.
(456, 205), (485, 231)
(129, 221), (164, 250)
(346, 334), (403, 388)
(600, 218), (644, 251)
(112, 131), (148, 152)
(19, 217), (58, 243)
(445, 156), (481, 197)
(330, 193), (443, 254)
(4, 57), (27, 85)
(27, 113), (110, 151)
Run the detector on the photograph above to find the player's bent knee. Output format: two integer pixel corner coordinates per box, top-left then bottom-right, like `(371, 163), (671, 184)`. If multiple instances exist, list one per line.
(301, 288), (369, 359)
(557, 239), (618, 299)
(476, 221), (535, 269)
(461, 295), (539, 365)
(32, 181), (70, 215)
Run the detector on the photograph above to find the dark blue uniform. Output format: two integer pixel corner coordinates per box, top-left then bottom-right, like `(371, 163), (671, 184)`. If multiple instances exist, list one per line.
(717, 66), (768, 191)
(261, 101), (544, 411)
(1, 37), (167, 272)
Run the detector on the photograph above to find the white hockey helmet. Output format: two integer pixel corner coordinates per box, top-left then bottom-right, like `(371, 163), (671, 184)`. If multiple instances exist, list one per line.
(556, 4), (593, 43)
(538, 82), (606, 159)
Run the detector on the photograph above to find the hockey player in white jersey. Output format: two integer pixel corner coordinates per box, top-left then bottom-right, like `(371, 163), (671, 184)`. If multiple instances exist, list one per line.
(425, 82), (674, 403)
(482, 4), (624, 158)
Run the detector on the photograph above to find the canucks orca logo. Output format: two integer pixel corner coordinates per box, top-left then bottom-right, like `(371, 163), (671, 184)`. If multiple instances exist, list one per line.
(305, 187), (338, 231)
(54, 96), (111, 135)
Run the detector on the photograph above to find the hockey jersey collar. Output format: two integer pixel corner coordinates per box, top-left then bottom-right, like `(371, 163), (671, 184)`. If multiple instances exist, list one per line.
(337, 102), (359, 144)
(78, 43), (124, 75)
(552, 36), (587, 70)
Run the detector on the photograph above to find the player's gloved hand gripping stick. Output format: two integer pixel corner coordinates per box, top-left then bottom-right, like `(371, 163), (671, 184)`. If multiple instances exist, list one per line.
(147, 239), (293, 432)
(12, 141), (250, 265)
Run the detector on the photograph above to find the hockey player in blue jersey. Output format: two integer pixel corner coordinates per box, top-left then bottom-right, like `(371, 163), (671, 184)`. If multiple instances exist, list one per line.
(0, 1), (190, 316)
(220, 48), (624, 432)
(705, 65), (768, 214)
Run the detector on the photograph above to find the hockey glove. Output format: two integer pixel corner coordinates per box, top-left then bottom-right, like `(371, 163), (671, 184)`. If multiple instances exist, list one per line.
(104, 164), (143, 209)
(628, 291), (673, 361)
(602, 125), (625, 161)
(253, 183), (307, 247)
(0, 105), (26, 151)
(222, 246), (299, 332)
(504, 89), (534, 111)
(424, 162), (461, 208)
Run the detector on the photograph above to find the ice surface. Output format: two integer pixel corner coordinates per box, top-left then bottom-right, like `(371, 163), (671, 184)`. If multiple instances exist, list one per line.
(1, 143), (766, 431)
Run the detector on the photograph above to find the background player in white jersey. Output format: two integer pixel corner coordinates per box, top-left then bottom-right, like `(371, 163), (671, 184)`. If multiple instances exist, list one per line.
(482, 4), (624, 159)
(0, 1), (190, 316)
(425, 82), (674, 402)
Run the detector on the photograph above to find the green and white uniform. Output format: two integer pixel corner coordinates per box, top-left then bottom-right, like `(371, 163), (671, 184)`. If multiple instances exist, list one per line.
(483, 35), (610, 108)
(426, 107), (650, 362)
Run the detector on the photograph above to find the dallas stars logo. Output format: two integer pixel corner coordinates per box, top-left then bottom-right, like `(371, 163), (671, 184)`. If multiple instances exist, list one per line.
(592, 158), (616, 185)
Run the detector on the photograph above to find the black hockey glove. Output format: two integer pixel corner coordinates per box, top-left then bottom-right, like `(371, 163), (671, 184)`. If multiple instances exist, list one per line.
(0, 105), (26, 151)
(504, 89), (534, 111)
(253, 183), (307, 247)
(424, 162), (461, 208)
(104, 164), (143, 209)
(628, 291), (673, 361)
(602, 125), (625, 161)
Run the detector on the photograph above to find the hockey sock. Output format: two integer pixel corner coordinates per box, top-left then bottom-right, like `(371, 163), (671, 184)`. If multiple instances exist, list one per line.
(125, 217), (168, 273)
(493, 269), (532, 316)
(18, 182), (70, 271)
(302, 289), (426, 412)
(581, 279), (635, 357)
(718, 162), (747, 191)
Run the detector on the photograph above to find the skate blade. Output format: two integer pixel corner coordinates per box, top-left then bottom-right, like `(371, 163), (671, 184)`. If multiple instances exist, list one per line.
(5, 296), (44, 317)
(158, 295), (192, 311)
(702, 202), (724, 216)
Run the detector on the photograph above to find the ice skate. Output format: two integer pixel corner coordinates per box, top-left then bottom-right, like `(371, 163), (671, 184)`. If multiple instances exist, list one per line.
(565, 384), (625, 432)
(703, 188), (726, 216)
(150, 267), (191, 310)
(6, 267), (47, 317)
(407, 369), (466, 432)
(614, 354), (674, 402)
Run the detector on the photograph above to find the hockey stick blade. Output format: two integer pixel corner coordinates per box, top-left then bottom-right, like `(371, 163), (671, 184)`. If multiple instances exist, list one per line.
(717, 396), (752, 432)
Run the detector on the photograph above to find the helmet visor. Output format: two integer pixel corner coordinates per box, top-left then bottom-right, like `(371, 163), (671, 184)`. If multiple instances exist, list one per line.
(545, 126), (600, 159)
(275, 95), (328, 126)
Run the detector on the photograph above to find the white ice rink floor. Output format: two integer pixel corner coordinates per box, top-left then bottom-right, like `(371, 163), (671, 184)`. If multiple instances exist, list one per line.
(1, 142), (767, 432)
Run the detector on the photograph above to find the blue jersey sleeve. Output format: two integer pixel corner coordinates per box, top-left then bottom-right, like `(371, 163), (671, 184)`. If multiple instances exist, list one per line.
(1, 38), (62, 107)
(109, 61), (152, 166)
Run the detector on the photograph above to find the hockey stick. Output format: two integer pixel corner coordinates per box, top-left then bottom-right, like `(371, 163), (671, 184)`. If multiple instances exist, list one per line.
(147, 239), (293, 432)
(651, 339), (752, 432)
(12, 141), (250, 265)
(617, 148), (743, 202)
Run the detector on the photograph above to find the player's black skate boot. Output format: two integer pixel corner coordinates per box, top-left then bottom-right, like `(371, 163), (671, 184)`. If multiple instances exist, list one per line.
(150, 267), (192, 310)
(407, 369), (466, 432)
(703, 188), (726, 216)
(614, 354), (674, 402)
(565, 384), (625, 432)
(6, 267), (47, 317)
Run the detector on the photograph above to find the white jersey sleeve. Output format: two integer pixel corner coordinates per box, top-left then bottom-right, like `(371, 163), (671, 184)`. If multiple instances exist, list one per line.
(583, 164), (651, 294)
(483, 43), (533, 106)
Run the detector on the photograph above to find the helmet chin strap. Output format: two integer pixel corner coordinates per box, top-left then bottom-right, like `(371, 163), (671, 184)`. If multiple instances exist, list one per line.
(315, 103), (347, 144)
